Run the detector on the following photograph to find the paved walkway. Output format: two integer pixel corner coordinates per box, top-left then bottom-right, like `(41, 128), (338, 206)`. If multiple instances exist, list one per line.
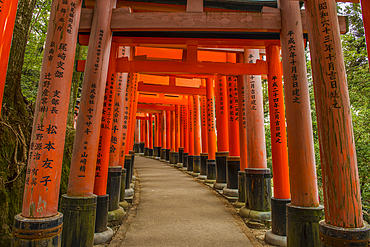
(111, 156), (254, 247)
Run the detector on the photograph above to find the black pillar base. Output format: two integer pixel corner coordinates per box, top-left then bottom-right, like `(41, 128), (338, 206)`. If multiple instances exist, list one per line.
(319, 220), (370, 247)
(205, 159), (216, 183)
(153, 146), (160, 157)
(133, 143), (139, 153)
(169, 151), (175, 164)
(129, 151), (135, 183)
(119, 168), (127, 203)
(245, 168), (272, 211)
(60, 195), (97, 247)
(192, 155), (201, 176)
(160, 148), (166, 160)
(107, 166), (122, 211)
(223, 156), (240, 197)
(178, 147), (184, 164)
(165, 149), (170, 162)
(173, 152), (179, 165)
(199, 153), (208, 180)
(148, 148), (153, 157)
(95, 195), (109, 233)
(234, 171), (245, 208)
(271, 198), (290, 236)
(187, 155), (194, 172)
(139, 142), (145, 153)
(144, 147), (149, 156)
(182, 153), (189, 170)
(12, 212), (63, 247)
(214, 151), (229, 190)
(286, 204), (324, 247)
(124, 155), (133, 198)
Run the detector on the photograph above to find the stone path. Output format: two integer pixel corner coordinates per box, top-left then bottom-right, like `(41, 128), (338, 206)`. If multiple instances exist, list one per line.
(111, 155), (255, 247)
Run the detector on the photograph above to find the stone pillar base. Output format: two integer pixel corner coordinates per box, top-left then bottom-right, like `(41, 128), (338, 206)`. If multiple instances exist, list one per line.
(119, 200), (129, 210)
(233, 201), (245, 208)
(197, 174), (207, 180)
(223, 187), (238, 198)
(12, 212), (63, 247)
(94, 227), (113, 245)
(213, 182), (227, 190)
(286, 204), (324, 247)
(176, 163), (183, 168)
(60, 195), (97, 247)
(107, 206), (126, 225)
(239, 207), (271, 224)
(125, 187), (134, 198)
(265, 229), (287, 247)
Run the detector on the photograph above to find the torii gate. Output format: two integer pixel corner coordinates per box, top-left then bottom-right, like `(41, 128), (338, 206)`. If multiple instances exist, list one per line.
(7, 0), (370, 247)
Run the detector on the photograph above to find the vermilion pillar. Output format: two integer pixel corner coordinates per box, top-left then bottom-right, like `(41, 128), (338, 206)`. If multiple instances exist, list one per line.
(187, 95), (195, 172)
(193, 95), (202, 176)
(175, 105), (180, 152)
(0, 0), (19, 116)
(93, 42), (117, 196)
(149, 113), (153, 156)
(182, 104), (189, 170)
(153, 113), (159, 157)
(171, 111), (175, 152)
(277, 1), (322, 245)
(306, 0), (369, 244)
(361, 0), (370, 70)
(126, 73), (138, 154)
(205, 78), (217, 183)
(214, 76), (229, 190)
(62, 0), (115, 246)
(178, 105), (185, 166)
(199, 95), (209, 179)
(237, 73), (248, 170)
(140, 119), (145, 153)
(160, 111), (166, 160)
(14, 0), (82, 245)
(165, 110), (171, 162)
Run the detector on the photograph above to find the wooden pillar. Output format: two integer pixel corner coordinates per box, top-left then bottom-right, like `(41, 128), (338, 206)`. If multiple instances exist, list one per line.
(194, 95), (201, 156)
(145, 116), (149, 148)
(0, 0), (19, 116)
(62, 0), (115, 246)
(227, 76), (240, 157)
(206, 78), (217, 160)
(140, 119), (145, 144)
(171, 111), (175, 152)
(188, 96), (195, 156)
(237, 63), (248, 170)
(180, 106), (185, 149)
(93, 42), (117, 196)
(305, 1), (368, 243)
(277, 1), (322, 245)
(125, 73), (138, 154)
(14, 0), (82, 245)
(155, 113), (159, 148)
(215, 76), (229, 152)
(244, 49), (267, 169)
(165, 110), (171, 161)
(361, 0), (370, 70)
(175, 105), (180, 152)
(183, 104), (189, 155)
(149, 113), (153, 156)
(201, 95), (208, 154)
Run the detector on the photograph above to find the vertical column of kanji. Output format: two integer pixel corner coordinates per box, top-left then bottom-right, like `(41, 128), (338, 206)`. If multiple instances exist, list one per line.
(140, 118), (145, 153)
(13, 0), (82, 246)
(192, 95), (201, 176)
(182, 104), (189, 170)
(187, 96), (195, 172)
(63, 0), (115, 246)
(92, 42), (117, 236)
(205, 78), (217, 184)
(240, 49), (271, 224)
(0, 0), (19, 116)
(174, 105), (180, 164)
(153, 113), (158, 157)
(144, 115), (149, 156)
(169, 110), (175, 164)
(224, 76), (240, 197)
(148, 113), (154, 157)
(305, 0), (369, 244)
(158, 112), (162, 156)
(134, 120), (140, 153)
(361, 0), (370, 70)
(276, 1), (322, 246)
(199, 95), (208, 180)
(165, 110), (171, 162)
(214, 76), (229, 190)
(126, 73), (138, 154)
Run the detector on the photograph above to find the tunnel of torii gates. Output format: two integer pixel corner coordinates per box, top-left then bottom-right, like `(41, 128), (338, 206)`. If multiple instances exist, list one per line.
(1, 0), (370, 246)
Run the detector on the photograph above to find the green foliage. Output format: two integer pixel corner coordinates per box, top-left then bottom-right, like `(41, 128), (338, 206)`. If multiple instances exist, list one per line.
(21, 0), (52, 103)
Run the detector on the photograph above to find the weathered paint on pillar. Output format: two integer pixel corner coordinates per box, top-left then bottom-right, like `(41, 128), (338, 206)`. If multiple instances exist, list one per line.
(175, 105), (180, 152)
(158, 113), (162, 147)
(361, 0), (370, 70)
(144, 116), (149, 148)
(194, 95), (201, 156)
(154, 113), (159, 147)
(244, 49), (267, 169)
(166, 110), (171, 150)
(149, 114), (153, 149)
(0, 0), (19, 116)
(183, 105), (189, 154)
(201, 95), (208, 154)
(162, 112), (167, 149)
(215, 76), (229, 152)
(227, 76), (240, 157)
(67, 0), (114, 197)
(280, 0), (318, 207)
(21, 0), (82, 216)
(237, 68), (248, 170)
(171, 111), (175, 151)
(188, 96), (195, 155)
(305, 0), (363, 227)
(180, 106), (185, 148)
(140, 118), (145, 144)
(266, 45), (290, 200)
(93, 42), (117, 196)
(126, 73), (138, 153)
(206, 78), (217, 160)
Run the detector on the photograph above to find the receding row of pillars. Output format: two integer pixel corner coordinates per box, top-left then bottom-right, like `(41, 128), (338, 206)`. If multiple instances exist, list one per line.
(11, 0), (369, 246)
